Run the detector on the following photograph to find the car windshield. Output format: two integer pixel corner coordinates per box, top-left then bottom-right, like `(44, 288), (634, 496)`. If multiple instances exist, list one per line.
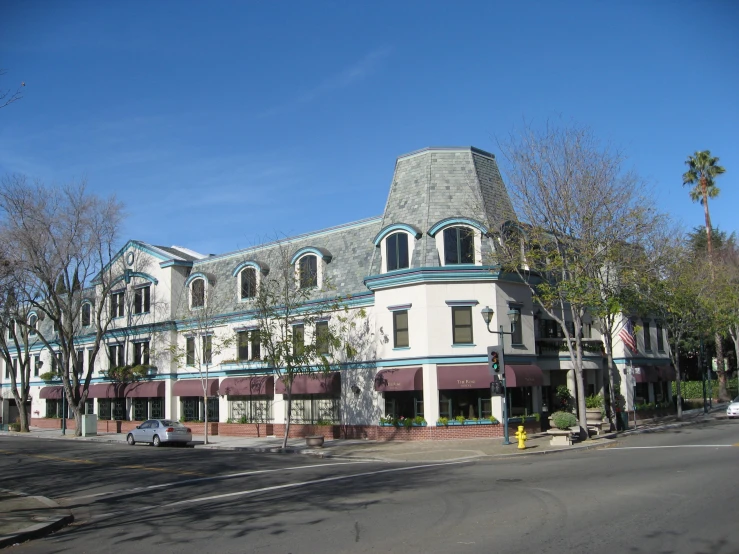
(161, 420), (186, 428)
(734, 397), (739, 403)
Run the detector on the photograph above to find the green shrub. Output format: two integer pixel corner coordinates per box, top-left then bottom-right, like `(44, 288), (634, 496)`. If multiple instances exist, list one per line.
(585, 394), (603, 409)
(551, 411), (578, 430)
(555, 385), (575, 412)
(455, 415), (466, 424)
(9, 422), (21, 432)
(413, 416), (426, 426)
(403, 417), (413, 428)
(437, 417), (449, 426)
(40, 371), (57, 382)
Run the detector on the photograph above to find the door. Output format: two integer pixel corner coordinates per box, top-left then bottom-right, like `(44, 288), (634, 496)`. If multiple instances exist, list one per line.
(133, 420), (152, 442)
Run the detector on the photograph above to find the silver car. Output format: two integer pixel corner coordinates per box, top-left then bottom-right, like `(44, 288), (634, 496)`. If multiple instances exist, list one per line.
(126, 419), (193, 447)
(727, 397), (739, 419)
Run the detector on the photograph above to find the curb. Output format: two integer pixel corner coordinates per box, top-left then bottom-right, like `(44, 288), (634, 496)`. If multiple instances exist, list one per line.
(0, 495), (73, 549)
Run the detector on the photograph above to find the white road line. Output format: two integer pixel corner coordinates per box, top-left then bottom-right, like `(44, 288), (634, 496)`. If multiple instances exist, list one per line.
(605, 445), (735, 450)
(88, 460), (469, 521)
(63, 461), (373, 501)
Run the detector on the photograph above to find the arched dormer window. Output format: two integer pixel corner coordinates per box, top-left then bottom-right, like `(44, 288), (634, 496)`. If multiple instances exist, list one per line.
(290, 247), (331, 290)
(299, 255), (317, 289)
(444, 227), (474, 264)
(428, 218), (488, 266)
(81, 302), (92, 327)
(28, 313), (38, 336)
(373, 223), (421, 273)
(240, 267), (257, 299)
(386, 232), (409, 271)
(191, 278), (205, 308)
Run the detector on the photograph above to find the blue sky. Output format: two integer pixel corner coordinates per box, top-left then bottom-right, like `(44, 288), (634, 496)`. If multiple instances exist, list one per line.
(1, 1), (737, 256)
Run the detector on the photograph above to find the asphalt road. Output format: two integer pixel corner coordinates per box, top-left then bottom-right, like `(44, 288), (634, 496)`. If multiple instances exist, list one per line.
(2, 419), (739, 554)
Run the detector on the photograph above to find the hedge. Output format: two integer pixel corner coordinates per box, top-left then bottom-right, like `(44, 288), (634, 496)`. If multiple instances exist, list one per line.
(672, 379), (738, 399)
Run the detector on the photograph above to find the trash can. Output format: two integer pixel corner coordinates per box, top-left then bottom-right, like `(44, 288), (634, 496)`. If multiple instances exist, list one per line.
(617, 411), (629, 431)
(81, 414), (98, 436)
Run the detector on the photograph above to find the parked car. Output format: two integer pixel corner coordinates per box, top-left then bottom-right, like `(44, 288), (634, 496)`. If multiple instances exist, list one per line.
(126, 419), (192, 446)
(726, 397), (739, 419)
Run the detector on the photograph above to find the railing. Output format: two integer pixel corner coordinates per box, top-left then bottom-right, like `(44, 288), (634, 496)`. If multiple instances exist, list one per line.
(535, 338), (604, 357)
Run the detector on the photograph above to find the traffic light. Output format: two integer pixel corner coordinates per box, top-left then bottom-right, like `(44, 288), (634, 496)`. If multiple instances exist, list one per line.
(487, 345), (505, 375)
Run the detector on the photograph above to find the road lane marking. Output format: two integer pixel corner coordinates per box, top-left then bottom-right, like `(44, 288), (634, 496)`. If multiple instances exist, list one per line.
(87, 460), (470, 521)
(62, 461), (373, 501)
(605, 445), (735, 450)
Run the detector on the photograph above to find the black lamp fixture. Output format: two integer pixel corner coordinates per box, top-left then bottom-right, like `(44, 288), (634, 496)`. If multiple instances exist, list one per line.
(350, 384), (361, 396)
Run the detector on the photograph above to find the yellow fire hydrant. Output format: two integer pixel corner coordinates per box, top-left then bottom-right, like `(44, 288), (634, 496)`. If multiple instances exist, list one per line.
(515, 425), (527, 450)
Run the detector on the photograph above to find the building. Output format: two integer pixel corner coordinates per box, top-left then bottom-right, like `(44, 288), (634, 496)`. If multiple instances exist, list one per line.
(0, 147), (674, 437)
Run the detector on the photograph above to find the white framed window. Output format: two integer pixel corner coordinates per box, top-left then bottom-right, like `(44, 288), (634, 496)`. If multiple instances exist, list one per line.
(385, 232), (410, 271)
(133, 285), (151, 314)
(298, 255), (318, 289)
(240, 268), (257, 300)
(110, 291), (124, 318)
(28, 313), (38, 336)
(191, 278), (205, 309)
(81, 302), (92, 327)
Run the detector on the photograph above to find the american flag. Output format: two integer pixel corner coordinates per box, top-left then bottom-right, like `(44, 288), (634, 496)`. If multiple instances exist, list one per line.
(619, 319), (637, 352)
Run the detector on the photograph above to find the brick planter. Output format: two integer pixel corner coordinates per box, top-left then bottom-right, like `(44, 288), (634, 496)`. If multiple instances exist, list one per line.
(273, 424), (340, 439)
(219, 423), (274, 437)
(375, 420), (541, 442)
(31, 417), (76, 430)
(184, 422), (219, 436)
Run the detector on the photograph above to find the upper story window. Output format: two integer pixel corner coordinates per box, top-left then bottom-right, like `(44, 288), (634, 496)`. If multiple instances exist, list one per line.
(643, 321), (652, 351)
(240, 268), (257, 300)
(299, 256), (317, 290)
(6, 320), (14, 341)
(28, 313), (38, 336)
(134, 285), (151, 314)
(237, 330), (261, 361)
(316, 321), (330, 355)
(386, 233), (409, 271)
(134, 341), (150, 365)
(110, 291), (124, 318)
(186, 337), (195, 366)
(656, 322), (664, 352)
(509, 306), (522, 345)
(293, 324), (305, 354)
(444, 227), (474, 265)
(191, 279), (205, 308)
(108, 343), (125, 368)
(452, 306), (473, 345)
(393, 310), (409, 348)
(81, 303), (91, 327)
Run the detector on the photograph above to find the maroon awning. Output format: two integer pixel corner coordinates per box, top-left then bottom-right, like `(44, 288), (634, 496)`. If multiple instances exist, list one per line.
(505, 364), (544, 387)
(39, 386), (64, 399)
(374, 367), (423, 392)
(220, 376), (274, 396)
(437, 365), (492, 390)
(87, 383), (128, 398)
(656, 365), (676, 381)
(275, 372), (340, 395)
(125, 381), (165, 398)
(172, 378), (219, 397)
(633, 367), (658, 383)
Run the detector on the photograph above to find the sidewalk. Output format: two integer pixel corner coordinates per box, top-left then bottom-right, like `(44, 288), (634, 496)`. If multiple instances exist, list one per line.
(0, 405), (726, 547)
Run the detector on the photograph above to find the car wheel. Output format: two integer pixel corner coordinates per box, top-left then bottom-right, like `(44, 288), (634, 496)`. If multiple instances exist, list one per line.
(127, 434), (135, 446)
(153, 435), (161, 447)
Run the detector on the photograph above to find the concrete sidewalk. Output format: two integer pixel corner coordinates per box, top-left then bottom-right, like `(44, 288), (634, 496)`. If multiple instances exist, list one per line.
(0, 405), (726, 547)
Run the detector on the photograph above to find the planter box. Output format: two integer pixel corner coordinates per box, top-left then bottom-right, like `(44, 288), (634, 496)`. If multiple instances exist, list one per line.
(380, 422), (427, 427)
(547, 428), (573, 446)
(305, 435), (324, 447)
(273, 424), (340, 439)
(219, 423), (274, 437)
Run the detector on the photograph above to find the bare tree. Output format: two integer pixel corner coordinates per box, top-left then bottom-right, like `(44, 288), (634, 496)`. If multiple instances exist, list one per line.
(0, 175), (124, 436)
(0, 69), (24, 110)
(250, 240), (365, 450)
(496, 121), (657, 436)
(170, 278), (232, 445)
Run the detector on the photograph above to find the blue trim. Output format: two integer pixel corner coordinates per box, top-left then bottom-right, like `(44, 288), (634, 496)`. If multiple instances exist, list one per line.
(231, 261), (265, 277)
(185, 272), (210, 287)
(111, 270), (159, 286)
(445, 300), (479, 307)
(387, 304), (411, 312)
(392, 347), (411, 351)
(451, 344), (476, 348)
(160, 260), (193, 268)
(373, 223), (422, 246)
(365, 266), (500, 291)
(428, 217), (489, 237)
(290, 247), (332, 265)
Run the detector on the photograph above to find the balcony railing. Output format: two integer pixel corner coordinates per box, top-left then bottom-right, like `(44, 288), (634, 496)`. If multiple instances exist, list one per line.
(535, 338), (605, 357)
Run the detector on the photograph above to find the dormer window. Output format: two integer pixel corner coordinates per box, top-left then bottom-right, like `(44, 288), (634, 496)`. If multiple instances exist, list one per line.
(28, 313), (38, 336)
(81, 303), (91, 327)
(444, 227), (474, 265)
(299, 255), (317, 289)
(240, 268), (257, 300)
(386, 233), (409, 271)
(191, 278), (205, 308)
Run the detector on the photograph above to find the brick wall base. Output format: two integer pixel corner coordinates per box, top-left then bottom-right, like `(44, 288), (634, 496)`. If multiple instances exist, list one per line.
(273, 424), (341, 439)
(219, 423), (274, 437)
(184, 422), (219, 436)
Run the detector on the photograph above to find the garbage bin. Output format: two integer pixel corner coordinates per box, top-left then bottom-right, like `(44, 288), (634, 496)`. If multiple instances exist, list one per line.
(81, 414), (98, 436)
(617, 411), (629, 431)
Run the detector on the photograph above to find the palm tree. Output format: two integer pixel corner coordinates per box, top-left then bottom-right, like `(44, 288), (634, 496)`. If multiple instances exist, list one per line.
(683, 150), (726, 258)
(683, 150), (729, 401)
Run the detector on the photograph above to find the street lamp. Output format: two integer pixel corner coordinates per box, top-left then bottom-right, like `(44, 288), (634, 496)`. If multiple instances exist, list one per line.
(481, 306), (520, 445)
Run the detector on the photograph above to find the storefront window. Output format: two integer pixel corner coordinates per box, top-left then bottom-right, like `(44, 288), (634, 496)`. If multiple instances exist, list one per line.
(286, 395), (339, 424)
(181, 397), (219, 421)
(384, 391), (423, 419)
(439, 389), (491, 420)
(507, 387), (534, 416)
(229, 396), (273, 422)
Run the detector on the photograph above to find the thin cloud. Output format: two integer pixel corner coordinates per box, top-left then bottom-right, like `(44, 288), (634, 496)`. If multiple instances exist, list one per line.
(258, 46), (392, 118)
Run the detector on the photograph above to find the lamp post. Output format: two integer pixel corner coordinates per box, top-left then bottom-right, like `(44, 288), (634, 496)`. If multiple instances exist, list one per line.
(481, 306), (521, 446)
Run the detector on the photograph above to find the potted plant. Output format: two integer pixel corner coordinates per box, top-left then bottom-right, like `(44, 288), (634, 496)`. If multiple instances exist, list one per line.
(548, 411), (578, 446)
(40, 371), (57, 383)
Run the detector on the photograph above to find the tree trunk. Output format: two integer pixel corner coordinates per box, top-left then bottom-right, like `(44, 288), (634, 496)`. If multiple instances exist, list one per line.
(283, 387), (292, 450)
(604, 340), (618, 429)
(715, 332), (730, 401)
(11, 390), (30, 432)
(675, 362), (683, 421)
(702, 177), (713, 258)
(204, 394), (209, 445)
(73, 406), (82, 437)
